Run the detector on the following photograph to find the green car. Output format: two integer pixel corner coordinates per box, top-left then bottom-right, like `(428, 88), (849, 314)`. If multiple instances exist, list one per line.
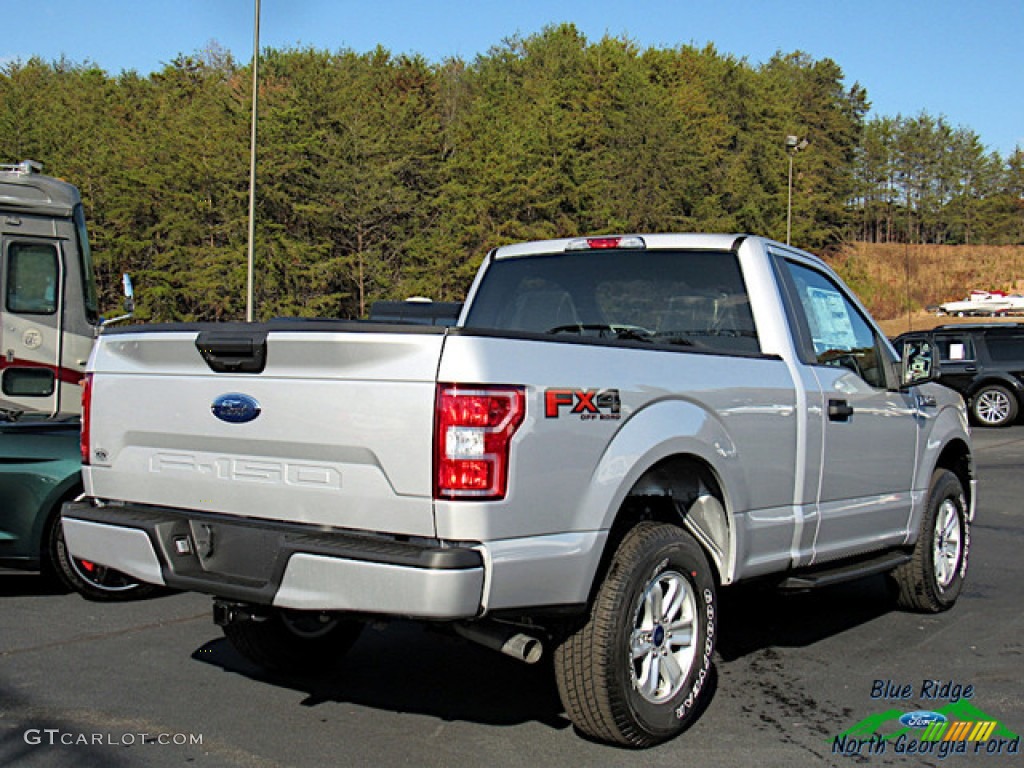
(0, 418), (154, 600)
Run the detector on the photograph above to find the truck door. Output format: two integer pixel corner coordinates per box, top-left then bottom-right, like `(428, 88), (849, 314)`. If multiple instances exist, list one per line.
(776, 256), (919, 564)
(0, 236), (65, 417)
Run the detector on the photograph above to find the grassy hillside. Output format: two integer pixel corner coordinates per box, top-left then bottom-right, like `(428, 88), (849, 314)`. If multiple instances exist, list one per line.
(828, 243), (1024, 335)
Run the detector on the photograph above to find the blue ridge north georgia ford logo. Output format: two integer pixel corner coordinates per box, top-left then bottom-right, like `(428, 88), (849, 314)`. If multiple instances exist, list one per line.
(211, 393), (261, 424)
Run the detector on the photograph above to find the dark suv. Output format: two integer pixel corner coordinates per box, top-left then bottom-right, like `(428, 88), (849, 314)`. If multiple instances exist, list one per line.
(895, 323), (1024, 427)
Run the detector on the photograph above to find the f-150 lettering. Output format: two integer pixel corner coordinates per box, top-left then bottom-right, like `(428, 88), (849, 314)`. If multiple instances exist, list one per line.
(150, 453), (342, 489)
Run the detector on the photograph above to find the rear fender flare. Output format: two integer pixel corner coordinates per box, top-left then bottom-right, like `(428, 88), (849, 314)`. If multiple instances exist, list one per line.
(575, 399), (746, 579)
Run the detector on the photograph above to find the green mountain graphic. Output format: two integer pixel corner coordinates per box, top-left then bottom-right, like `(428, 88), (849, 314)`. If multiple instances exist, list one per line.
(836, 700), (1019, 742)
(837, 709), (905, 740)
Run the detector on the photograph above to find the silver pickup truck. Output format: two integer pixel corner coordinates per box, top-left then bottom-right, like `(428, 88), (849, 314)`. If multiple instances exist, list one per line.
(63, 234), (974, 746)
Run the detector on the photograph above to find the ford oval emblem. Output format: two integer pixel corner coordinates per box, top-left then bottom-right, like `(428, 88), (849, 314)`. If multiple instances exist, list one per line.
(899, 711), (947, 729)
(211, 393), (261, 424)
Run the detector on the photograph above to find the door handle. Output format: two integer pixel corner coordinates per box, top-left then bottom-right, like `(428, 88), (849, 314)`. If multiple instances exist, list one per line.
(828, 399), (854, 422)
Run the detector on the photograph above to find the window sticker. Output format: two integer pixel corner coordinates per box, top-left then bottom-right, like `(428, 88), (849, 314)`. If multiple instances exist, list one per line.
(805, 286), (858, 351)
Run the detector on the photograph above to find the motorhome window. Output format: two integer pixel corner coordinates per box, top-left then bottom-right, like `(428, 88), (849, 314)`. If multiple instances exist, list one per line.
(1, 367), (55, 397)
(74, 205), (100, 324)
(6, 242), (58, 315)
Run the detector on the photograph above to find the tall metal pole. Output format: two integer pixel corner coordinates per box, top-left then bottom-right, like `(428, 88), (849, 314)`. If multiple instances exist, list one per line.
(786, 152), (794, 246)
(246, 0), (261, 322)
(785, 136), (807, 246)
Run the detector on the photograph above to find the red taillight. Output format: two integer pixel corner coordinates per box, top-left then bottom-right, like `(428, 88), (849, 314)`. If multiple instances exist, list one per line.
(585, 237), (623, 249)
(565, 235), (646, 251)
(80, 373), (92, 465)
(434, 384), (525, 500)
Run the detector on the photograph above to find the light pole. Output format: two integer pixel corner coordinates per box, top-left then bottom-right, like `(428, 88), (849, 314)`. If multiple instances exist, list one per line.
(246, 0), (261, 322)
(786, 135), (808, 245)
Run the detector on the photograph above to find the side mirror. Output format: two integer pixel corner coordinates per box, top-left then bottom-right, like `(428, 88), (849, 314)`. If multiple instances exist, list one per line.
(900, 338), (939, 388)
(122, 273), (135, 314)
(101, 273), (136, 326)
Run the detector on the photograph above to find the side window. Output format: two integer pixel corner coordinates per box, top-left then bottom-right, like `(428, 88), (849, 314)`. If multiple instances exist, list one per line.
(986, 335), (1024, 363)
(7, 242), (59, 315)
(73, 204), (100, 324)
(1, 368), (55, 397)
(935, 335), (975, 362)
(783, 260), (889, 389)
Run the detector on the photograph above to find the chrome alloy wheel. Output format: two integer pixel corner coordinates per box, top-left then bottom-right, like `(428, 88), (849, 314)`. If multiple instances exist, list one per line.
(975, 389), (1012, 425)
(932, 498), (963, 590)
(68, 556), (140, 593)
(629, 570), (698, 703)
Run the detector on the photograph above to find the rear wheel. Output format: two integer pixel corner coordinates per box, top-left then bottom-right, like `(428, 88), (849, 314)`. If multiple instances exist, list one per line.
(970, 384), (1018, 427)
(222, 609), (364, 675)
(892, 469), (969, 612)
(46, 511), (157, 601)
(553, 522), (717, 747)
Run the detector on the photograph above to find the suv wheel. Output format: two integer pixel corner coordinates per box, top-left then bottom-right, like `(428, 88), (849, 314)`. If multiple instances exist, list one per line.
(970, 384), (1018, 427)
(553, 522), (717, 747)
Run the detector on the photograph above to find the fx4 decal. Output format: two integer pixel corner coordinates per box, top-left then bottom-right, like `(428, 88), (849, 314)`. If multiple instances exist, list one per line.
(544, 388), (621, 420)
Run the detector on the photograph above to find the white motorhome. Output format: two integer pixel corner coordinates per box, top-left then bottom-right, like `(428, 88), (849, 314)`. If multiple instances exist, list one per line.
(0, 161), (100, 419)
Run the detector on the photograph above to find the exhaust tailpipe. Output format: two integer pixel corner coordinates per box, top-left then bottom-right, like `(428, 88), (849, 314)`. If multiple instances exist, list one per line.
(454, 623), (543, 664)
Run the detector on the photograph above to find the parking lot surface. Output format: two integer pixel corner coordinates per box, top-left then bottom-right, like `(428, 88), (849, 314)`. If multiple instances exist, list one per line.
(2, 428), (1022, 767)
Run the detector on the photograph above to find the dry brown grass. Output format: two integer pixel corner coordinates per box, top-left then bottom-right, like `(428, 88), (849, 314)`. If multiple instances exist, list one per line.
(877, 311), (1023, 338)
(827, 243), (1024, 324)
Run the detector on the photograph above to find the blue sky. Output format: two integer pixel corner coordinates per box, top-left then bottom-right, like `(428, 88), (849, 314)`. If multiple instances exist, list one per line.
(3, 0), (1022, 157)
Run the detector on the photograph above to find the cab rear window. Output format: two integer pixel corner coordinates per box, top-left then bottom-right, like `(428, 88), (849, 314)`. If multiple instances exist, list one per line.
(464, 249), (758, 355)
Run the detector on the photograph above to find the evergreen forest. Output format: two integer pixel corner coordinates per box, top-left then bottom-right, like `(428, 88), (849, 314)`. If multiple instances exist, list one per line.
(2, 24), (1022, 321)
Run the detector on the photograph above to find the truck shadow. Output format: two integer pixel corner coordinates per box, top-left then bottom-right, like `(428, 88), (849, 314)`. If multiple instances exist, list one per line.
(190, 576), (893, 732)
(716, 574), (896, 661)
(192, 621), (572, 731)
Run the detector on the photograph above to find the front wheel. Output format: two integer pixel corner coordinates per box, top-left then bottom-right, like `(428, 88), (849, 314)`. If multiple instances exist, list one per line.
(891, 469), (969, 613)
(222, 609), (364, 675)
(553, 522), (717, 747)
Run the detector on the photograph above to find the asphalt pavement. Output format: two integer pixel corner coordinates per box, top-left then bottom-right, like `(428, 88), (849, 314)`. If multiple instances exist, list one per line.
(1, 428), (1022, 768)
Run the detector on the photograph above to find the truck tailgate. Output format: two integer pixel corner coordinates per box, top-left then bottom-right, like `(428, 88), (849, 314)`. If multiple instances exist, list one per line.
(85, 326), (443, 537)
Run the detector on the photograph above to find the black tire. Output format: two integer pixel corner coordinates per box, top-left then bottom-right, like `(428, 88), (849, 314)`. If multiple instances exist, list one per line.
(892, 469), (969, 613)
(970, 384), (1018, 427)
(553, 522), (717, 747)
(46, 511), (158, 601)
(222, 609), (364, 675)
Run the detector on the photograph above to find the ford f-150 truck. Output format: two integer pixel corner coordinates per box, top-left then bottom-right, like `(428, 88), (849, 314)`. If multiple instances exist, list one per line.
(63, 234), (974, 747)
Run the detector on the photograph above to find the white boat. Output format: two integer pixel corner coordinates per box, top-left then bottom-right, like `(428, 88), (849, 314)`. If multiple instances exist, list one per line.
(940, 290), (1013, 316)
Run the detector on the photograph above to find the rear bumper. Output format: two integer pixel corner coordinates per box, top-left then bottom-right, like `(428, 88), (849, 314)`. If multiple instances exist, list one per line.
(61, 501), (485, 618)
